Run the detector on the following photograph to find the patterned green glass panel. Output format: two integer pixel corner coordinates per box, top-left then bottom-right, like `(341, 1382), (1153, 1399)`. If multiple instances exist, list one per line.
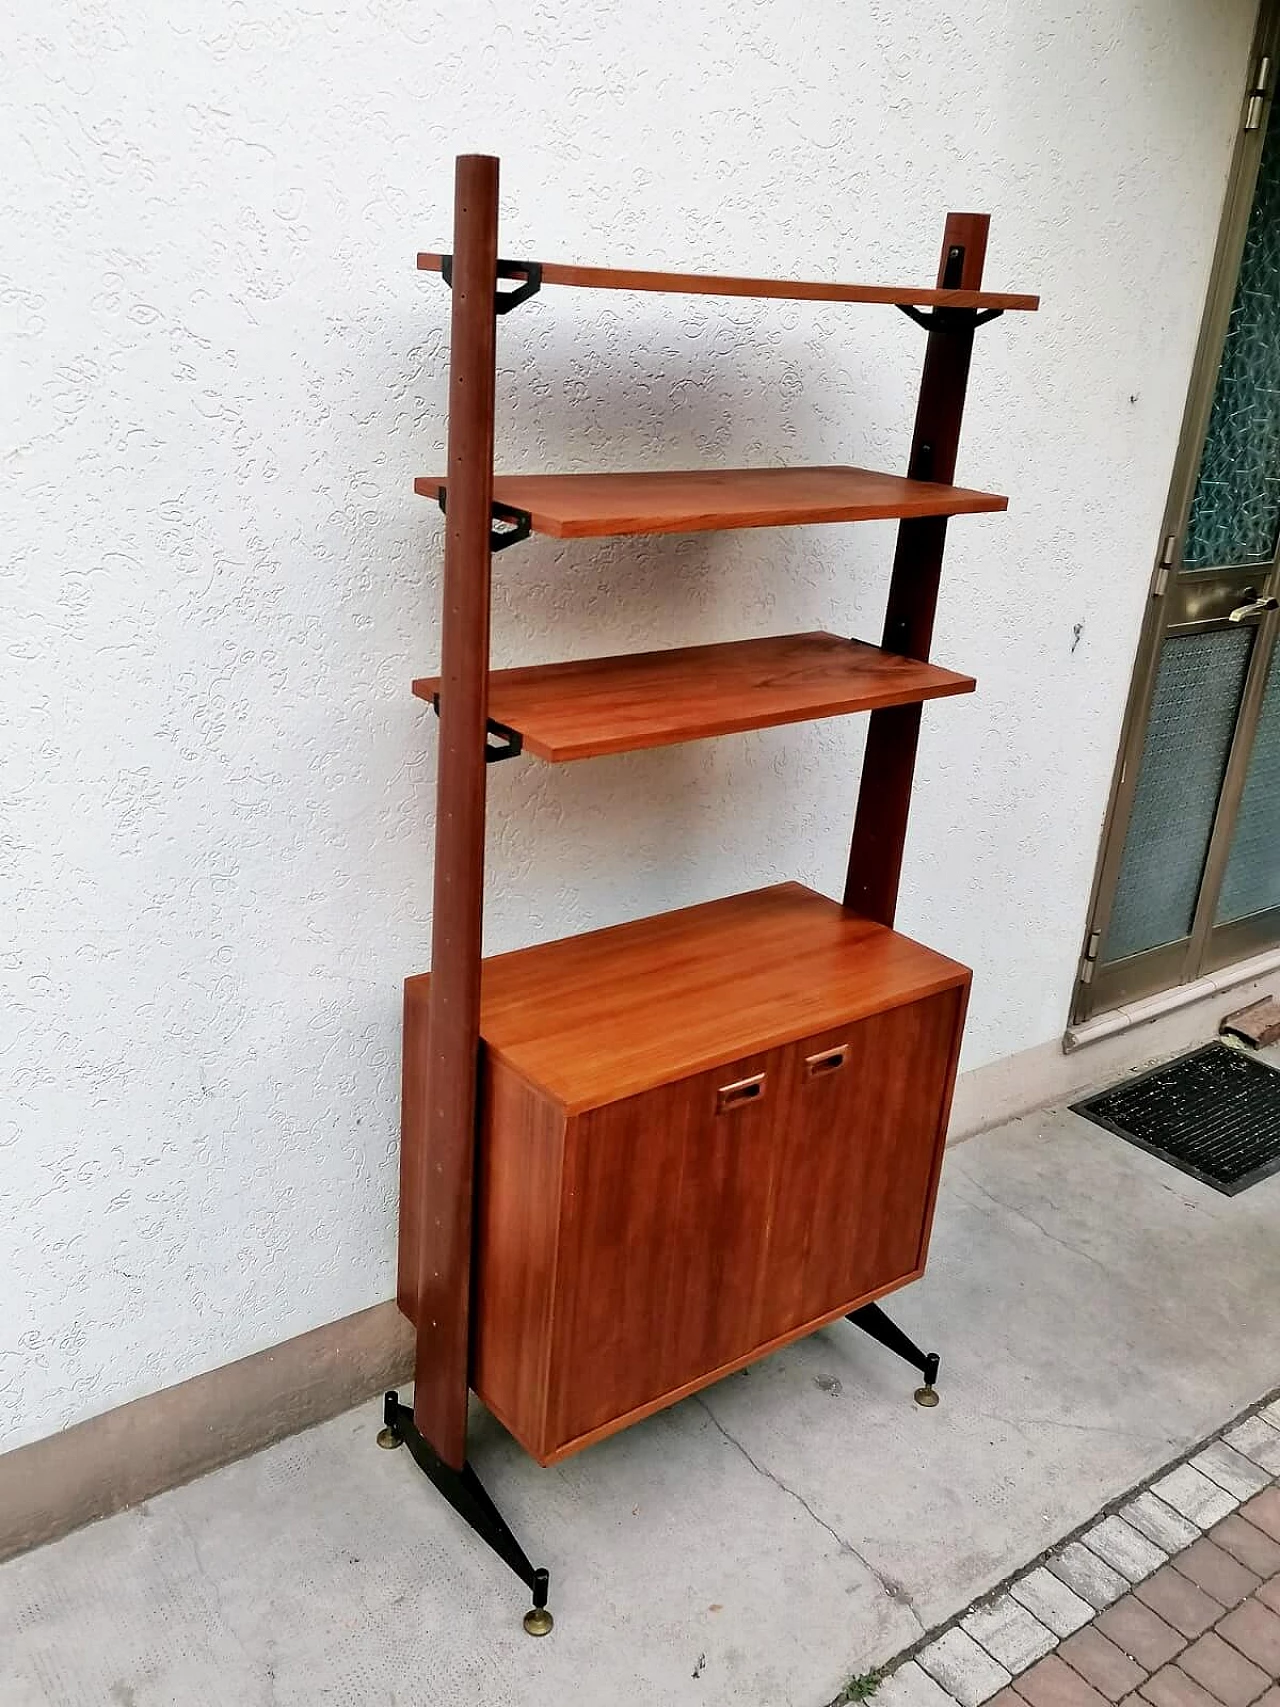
(1183, 113), (1280, 570)
(1104, 629), (1252, 963)
(1217, 639), (1280, 923)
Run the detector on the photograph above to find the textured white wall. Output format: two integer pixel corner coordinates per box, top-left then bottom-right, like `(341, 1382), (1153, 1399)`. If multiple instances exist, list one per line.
(2, 0), (1256, 1448)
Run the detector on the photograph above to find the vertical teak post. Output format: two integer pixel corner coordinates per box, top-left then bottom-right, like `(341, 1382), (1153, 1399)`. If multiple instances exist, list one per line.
(411, 154), (500, 1467)
(844, 213), (989, 925)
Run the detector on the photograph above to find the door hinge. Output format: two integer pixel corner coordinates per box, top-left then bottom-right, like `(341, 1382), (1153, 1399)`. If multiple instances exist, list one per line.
(1245, 54), (1272, 130)
(1079, 928), (1102, 985)
(1154, 534), (1177, 596)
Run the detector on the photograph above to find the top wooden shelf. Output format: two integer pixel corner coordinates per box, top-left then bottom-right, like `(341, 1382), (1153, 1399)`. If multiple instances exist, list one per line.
(416, 465), (1007, 539)
(417, 252), (1039, 313)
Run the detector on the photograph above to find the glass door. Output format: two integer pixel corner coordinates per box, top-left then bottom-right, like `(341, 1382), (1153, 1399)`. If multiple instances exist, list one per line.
(1208, 633), (1280, 968)
(1076, 9), (1280, 1021)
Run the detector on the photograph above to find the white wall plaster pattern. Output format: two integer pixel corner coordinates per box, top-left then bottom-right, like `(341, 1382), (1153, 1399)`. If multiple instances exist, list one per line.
(0, 0), (1256, 1446)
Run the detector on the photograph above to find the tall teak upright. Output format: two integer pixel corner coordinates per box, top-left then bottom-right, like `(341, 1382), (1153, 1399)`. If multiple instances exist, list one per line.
(402, 156), (499, 1468)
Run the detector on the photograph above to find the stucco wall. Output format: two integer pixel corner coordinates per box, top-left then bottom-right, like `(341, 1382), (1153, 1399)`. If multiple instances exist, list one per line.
(2, 0), (1257, 1449)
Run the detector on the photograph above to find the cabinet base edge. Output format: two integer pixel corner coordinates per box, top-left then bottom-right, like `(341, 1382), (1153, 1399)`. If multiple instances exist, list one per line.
(482, 1264), (928, 1467)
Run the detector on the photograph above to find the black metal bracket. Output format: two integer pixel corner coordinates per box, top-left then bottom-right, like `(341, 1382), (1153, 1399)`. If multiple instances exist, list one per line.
(439, 254), (544, 315)
(847, 1301), (940, 1406)
(897, 240), (996, 334)
(483, 722), (523, 763)
(896, 304), (1004, 333)
(429, 694), (523, 763)
(435, 488), (532, 553)
(378, 1391), (552, 1634)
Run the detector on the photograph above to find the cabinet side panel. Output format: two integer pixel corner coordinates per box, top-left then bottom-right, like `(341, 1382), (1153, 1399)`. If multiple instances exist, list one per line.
(912, 975), (971, 1268)
(397, 974), (431, 1324)
(472, 1057), (566, 1461)
(852, 983), (967, 1283)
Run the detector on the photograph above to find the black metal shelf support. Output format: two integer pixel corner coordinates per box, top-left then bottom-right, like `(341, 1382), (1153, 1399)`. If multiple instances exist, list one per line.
(378, 1391), (553, 1635)
(897, 304), (1004, 333)
(896, 238), (1004, 334)
(847, 1302), (941, 1407)
(435, 489), (533, 553)
(439, 253), (544, 315)
(428, 694), (523, 763)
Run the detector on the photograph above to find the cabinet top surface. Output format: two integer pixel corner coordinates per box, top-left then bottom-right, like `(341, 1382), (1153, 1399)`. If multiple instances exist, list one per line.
(416, 251), (1039, 312)
(408, 883), (970, 1112)
(415, 465), (1007, 538)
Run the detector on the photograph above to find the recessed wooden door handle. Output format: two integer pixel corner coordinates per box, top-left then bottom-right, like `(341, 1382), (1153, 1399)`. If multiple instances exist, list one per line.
(805, 1042), (849, 1078)
(715, 1072), (767, 1114)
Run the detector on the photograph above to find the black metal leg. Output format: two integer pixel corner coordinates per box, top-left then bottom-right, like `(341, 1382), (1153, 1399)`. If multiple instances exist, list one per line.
(378, 1391), (553, 1634)
(847, 1302), (941, 1407)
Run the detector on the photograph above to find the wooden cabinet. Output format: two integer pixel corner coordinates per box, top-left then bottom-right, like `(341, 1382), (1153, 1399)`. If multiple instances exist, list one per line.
(403, 884), (969, 1465)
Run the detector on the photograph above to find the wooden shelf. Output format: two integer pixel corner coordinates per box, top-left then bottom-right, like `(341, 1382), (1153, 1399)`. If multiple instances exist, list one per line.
(422, 882), (968, 1113)
(417, 251), (1039, 313)
(413, 631), (974, 762)
(416, 465), (1007, 539)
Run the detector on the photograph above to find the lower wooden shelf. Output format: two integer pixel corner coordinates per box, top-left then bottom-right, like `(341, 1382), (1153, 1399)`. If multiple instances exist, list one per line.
(400, 884), (970, 1463)
(414, 631), (974, 761)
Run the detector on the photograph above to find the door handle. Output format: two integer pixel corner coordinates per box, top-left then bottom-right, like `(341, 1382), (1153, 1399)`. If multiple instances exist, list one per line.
(1228, 596), (1279, 623)
(805, 1042), (850, 1079)
(715, 1073), (766, 1114)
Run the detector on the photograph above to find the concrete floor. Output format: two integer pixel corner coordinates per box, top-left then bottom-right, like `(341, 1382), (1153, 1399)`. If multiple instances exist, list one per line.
(4, 1086), (1280, 1707)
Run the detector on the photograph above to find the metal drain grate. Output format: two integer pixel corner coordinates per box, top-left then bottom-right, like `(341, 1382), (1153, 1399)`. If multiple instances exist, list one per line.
(1072, 1042), (1280, 1195)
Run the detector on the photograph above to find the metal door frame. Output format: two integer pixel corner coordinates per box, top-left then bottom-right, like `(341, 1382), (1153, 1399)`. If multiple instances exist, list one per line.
(1073, 1), (1280, 1024)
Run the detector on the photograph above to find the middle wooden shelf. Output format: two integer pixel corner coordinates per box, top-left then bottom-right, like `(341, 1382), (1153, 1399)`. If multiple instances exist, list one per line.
(416, 464), (1007, 537)
(413, 630), (975, 761)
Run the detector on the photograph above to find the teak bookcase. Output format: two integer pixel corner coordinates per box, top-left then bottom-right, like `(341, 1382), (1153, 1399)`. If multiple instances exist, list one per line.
(384, 154), (1038, 1634)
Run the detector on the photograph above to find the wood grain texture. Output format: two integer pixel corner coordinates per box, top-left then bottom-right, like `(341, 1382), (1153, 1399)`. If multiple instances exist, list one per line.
(547, 1046), (782, 1449)
(402, 886), (970, 1464)
(410, 153), (499, 1467)
(396, 973), (430, 1325)
(401, 882), (969, 1114)
(470, 1054), (565, 1447)
(414, 465), (1007, 538)
(413, 632), (975, 762)
(846, 213), (990, 929)
(416, 250), (1039, 311)
(537, 1272), (926, 1464)
(910, 975), (971, 1267)
(755, 993), (965, 1344)
(447, 965), (969, 1463)
(540, 988), (968, 1461)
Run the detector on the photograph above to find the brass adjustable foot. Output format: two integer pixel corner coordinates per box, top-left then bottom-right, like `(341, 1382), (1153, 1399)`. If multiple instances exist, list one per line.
(522, 1567), (553, 1635)
(380, 1392), (554, 1627)
(914, 1348), (941, 1406)
(847, 1303), (942, 1408)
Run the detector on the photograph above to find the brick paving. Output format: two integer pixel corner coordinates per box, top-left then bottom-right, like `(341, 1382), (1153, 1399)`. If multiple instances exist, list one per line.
(873, 1394), (1280, 1707)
